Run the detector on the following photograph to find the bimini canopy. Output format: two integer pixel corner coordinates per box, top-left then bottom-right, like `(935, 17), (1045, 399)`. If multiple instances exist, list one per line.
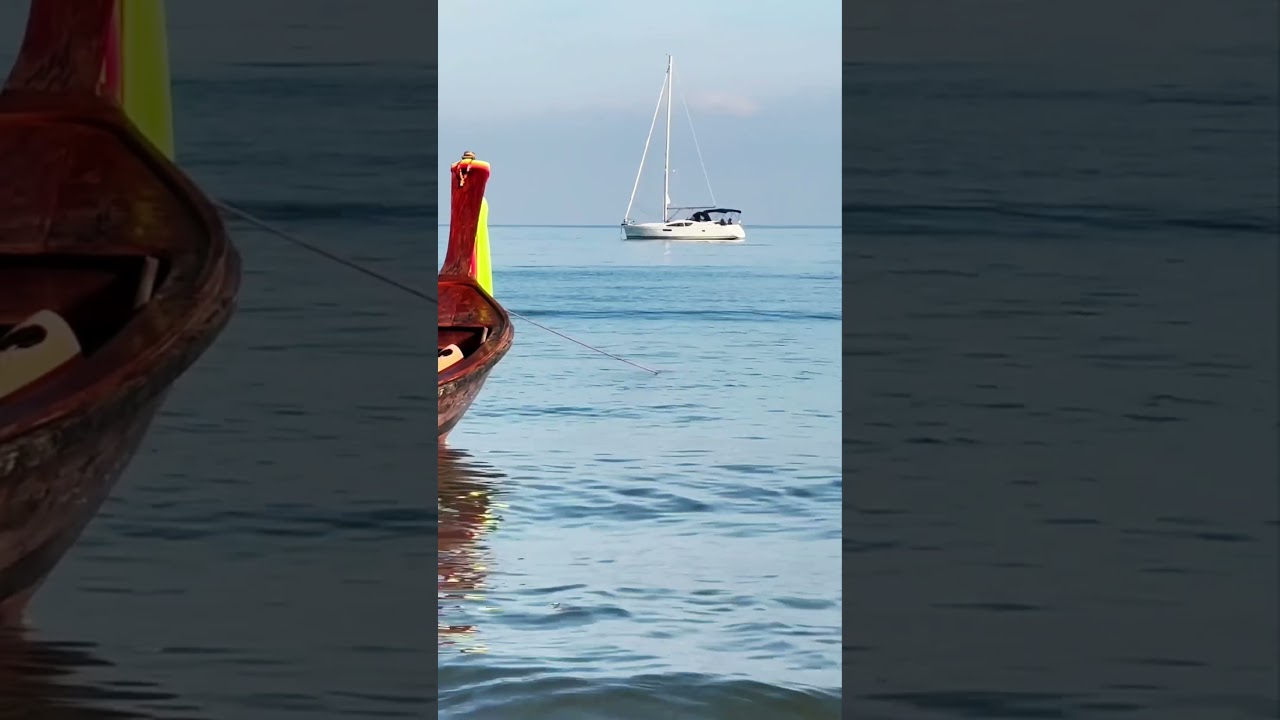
(689, 208), (743, 222)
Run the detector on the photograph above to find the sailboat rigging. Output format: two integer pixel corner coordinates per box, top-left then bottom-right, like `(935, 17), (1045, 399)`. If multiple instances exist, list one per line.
(621, 55), (745, 243)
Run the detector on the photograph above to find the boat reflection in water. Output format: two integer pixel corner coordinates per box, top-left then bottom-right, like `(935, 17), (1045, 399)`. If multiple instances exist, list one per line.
(438, 447), (506, 654)
(0, 627), (201, 718)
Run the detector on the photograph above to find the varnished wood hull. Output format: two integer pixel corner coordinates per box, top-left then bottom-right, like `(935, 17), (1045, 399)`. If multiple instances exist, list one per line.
(437, 279), (513, 441)
(0, 0), (241, 618)
(438, 343), (509, 441)
(0, 392), (164, 621)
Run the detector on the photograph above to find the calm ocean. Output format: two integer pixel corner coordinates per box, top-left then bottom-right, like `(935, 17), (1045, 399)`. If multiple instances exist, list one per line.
(437, 227), (844, 719)
(846, 2), (1277, 718)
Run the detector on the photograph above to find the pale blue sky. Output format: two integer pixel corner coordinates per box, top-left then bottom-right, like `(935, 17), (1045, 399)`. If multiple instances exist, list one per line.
(439, 0), (842, 225)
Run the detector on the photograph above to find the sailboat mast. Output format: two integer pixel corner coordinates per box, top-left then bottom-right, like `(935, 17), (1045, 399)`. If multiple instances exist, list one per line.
(662, 54), (673, 223)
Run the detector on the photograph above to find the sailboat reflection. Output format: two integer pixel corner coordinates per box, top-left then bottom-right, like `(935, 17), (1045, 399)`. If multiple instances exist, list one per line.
(438, 447), (505, 653)
(0, 626), (202, 718)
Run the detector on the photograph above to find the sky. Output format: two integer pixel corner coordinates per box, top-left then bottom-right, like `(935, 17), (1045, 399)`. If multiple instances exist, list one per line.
(0, 1), (837, 226)
(438, 0), (842, 226)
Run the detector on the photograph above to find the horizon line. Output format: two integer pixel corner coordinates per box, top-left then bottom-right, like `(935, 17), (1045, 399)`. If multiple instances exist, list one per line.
(436, 224), (841, 229)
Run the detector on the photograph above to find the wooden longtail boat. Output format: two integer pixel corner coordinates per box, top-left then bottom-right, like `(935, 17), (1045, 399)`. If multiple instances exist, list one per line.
(0, 0), (240, 620)
(438, 153), (513, 441)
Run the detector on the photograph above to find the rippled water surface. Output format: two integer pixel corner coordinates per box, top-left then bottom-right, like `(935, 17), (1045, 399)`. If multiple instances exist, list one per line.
(846, 3), (1278, 718)
(438, 228), (844, 718)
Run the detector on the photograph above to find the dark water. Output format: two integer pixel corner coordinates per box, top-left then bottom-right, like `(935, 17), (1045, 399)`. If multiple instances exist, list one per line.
(846, 2), (1278, 718)
(1, 8), (432, 719)
(437, 229), (843, 718)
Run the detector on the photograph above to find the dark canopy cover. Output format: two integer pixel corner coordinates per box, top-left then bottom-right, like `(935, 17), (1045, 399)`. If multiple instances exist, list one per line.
(688, 208), (742, 222)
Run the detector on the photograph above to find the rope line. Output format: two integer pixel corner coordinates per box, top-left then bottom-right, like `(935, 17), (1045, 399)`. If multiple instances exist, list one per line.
(214, 200), (662, 375)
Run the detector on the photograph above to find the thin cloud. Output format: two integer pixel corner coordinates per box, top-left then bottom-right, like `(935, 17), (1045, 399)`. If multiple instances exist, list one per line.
(688, 93), (760, 117)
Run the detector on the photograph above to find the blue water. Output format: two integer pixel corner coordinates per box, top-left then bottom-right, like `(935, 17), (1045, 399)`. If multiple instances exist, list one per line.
(845, 3), (1278, 718)
(438, 227), (844, 718)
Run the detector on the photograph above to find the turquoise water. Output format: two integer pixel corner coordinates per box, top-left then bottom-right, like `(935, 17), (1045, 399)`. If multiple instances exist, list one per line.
(438, 227), (844, 718)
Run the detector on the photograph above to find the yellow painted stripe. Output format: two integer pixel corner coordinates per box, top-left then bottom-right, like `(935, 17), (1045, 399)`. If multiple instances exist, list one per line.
(120, 0), (175, 159)
(475, 197), (494, 296)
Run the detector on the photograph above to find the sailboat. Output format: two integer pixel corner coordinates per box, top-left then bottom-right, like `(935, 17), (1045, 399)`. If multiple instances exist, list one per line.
(620, 55), (746, 243)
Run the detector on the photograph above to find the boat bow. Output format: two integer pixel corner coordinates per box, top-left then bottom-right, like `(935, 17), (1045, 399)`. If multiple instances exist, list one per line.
(438, 152), (513, 441)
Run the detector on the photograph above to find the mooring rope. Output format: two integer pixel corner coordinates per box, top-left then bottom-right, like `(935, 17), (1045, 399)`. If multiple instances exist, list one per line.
(214, 200), (662, 375)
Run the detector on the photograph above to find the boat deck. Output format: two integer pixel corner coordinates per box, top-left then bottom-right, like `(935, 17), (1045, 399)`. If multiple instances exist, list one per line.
(439, 326), (489, 357)
(0, 256), (157, 348)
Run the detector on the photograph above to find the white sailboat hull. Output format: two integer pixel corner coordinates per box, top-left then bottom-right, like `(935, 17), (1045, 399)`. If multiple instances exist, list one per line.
(622, 221), (746, 242)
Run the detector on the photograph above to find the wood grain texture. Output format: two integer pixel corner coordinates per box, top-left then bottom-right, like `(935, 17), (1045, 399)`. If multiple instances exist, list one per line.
(0, 0), (241, 620)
